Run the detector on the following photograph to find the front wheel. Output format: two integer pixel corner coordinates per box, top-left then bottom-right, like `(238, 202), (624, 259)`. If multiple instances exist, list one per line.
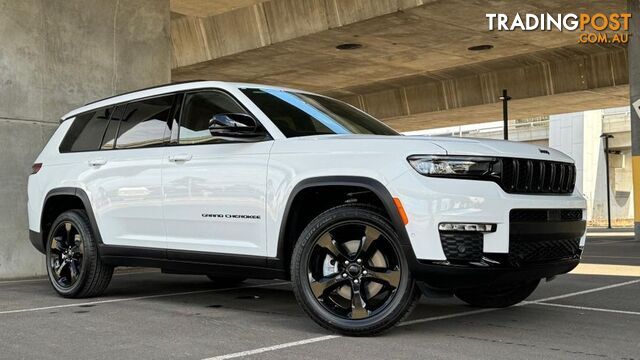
(291, 205), (420, 336)
(455, 280), (540, 308)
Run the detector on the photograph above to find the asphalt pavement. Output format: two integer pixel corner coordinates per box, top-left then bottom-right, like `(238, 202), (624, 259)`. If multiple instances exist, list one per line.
(1, 233), (638, 360)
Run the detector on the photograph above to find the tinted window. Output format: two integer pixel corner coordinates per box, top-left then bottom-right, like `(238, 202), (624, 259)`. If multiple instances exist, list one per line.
(241, 88), (398, 137)
(179, 91), (255, 145)
(100, 105), (125, 150)
(115, 95), (174, 149)
(60, 107), (114, 152)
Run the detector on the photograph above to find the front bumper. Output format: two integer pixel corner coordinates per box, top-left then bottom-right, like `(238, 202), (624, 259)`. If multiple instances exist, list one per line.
(410, 257), (580, 290)
(404, 215), (584, 290)
(389, 170), (586, 290)
(388, 170), (587, 260)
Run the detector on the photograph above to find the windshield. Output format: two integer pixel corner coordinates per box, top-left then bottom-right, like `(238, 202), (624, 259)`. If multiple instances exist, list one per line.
(241, 88), (399, 137)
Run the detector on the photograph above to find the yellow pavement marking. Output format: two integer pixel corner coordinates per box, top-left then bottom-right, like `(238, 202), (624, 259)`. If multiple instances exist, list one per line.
(571, 263), (640, 277)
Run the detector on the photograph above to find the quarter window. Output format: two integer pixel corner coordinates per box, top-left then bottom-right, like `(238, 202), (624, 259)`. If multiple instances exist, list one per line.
(115, 95), (174, 149)
(59, 106), (114, 152)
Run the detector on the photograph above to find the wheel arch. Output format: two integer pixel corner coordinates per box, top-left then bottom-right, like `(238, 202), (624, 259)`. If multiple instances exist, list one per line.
(38, 188), (103, 253)
(275, 176), (414, 272)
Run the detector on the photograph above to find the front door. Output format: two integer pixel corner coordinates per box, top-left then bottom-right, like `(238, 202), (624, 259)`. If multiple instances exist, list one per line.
(162, 90), (272, 256)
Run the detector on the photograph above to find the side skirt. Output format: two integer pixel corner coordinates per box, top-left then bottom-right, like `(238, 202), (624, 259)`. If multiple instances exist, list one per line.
(99, 245), (288, 280)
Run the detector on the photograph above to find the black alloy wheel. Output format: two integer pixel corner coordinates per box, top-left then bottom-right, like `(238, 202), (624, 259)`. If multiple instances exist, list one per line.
(307, 222), (402, 320)
(291, 204), (419, 336)
(46, 210), (113, 298)
(48, 221), (85, 289)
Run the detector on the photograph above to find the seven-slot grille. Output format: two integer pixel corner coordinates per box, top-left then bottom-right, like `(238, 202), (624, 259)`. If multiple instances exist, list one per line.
(500, 159), (575, 194)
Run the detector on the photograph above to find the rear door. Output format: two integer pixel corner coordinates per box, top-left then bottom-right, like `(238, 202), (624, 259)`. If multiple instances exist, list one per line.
(162, 90), (272, 256)
(83, 94), (176, 249)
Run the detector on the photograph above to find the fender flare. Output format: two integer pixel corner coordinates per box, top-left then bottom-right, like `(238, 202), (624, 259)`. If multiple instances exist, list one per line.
(41, 187), (104, 245)
(274, 176), (416, 266)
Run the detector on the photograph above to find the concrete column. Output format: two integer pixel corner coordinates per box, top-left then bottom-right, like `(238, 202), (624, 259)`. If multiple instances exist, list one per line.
(630, 0), (640, 237)
(0, 0), (170, 279)
(549, 111), (603, 226)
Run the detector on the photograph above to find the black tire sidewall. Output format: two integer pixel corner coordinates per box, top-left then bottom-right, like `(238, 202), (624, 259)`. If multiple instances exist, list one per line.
(455, 279), (540, 308)
(206, 275), (247, 286)
(291, 205), (417, 335)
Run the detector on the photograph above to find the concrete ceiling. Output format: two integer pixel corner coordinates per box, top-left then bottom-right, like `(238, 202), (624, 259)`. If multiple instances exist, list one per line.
(170, 0), (629, 130)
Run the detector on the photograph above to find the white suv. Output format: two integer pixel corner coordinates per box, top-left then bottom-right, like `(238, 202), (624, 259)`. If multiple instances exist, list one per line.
(28, 81), (587, 335)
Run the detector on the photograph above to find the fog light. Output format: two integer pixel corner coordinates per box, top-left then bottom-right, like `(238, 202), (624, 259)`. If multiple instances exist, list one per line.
(438, 223), (496, 232)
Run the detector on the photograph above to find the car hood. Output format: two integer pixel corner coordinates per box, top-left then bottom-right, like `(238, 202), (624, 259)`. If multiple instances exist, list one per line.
(292, 134), (574, 163)
(409, 136), (573, 163)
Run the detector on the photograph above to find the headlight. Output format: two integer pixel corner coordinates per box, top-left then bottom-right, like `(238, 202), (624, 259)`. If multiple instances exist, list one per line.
(407, 155), (500, 179)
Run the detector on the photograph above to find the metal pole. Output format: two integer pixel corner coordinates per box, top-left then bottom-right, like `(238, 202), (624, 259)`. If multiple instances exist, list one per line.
(629, 0), (640, 239)
(499, 89), (511, 140)
(601, 134), (614, 229)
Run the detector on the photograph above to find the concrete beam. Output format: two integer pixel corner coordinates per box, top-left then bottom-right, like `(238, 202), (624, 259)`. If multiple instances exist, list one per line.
(171, 0), (268, 17)
(327, 45), (629, 131)
(383, 86), (628, 131)
(170, 0), (425, 68)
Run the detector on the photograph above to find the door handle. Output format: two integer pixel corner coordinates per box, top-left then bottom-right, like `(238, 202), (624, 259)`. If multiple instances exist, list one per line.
(168, 153), (192, 162)
(88, 158), (107, 167)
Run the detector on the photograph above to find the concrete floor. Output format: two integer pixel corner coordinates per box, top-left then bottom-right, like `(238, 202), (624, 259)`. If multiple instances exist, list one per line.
(1, 235), (639, 360)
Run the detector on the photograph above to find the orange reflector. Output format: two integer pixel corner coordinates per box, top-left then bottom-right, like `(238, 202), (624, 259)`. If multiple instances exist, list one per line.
(393, 197), (409, 225)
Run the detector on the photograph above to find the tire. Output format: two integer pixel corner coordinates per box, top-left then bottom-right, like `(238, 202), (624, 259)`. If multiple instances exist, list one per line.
(45, 209), (113, 298)
(455, 279), (540, 308)
(206, 275), (247, 287)
(291, 204), (420, 336)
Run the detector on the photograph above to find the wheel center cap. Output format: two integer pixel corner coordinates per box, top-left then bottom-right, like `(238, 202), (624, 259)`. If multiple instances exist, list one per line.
(347, 264), (361, 277)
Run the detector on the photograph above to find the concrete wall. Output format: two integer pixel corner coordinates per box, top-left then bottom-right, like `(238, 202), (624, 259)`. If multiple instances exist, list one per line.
(0, 0), (170, 279)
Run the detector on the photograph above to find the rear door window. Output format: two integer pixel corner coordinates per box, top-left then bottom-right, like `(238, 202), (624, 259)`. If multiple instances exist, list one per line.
(100, 105), (126, 150)
(115, 95), (174, 149)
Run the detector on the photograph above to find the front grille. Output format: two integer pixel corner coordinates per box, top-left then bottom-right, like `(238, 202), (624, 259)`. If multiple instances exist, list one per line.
(510, 209), (583, 223)
(509, 208), (584, 266)
(500, 159), (575, 194)
(560, 209), (583, 221)
(439, 232), (483, 262)
(509, 238), (581, 265)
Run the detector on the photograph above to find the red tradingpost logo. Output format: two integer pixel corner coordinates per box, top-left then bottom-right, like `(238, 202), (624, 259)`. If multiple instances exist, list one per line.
(486, 13), (632, 44)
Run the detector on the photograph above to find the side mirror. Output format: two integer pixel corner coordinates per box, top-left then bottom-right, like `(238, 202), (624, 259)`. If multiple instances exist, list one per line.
(208, 113), (260, 137)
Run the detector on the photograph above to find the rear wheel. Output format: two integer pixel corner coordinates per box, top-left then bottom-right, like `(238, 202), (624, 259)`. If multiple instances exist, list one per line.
(291, 205), (419, 336)
(46, 210), (113, 298)
(455, 280), (540, 308)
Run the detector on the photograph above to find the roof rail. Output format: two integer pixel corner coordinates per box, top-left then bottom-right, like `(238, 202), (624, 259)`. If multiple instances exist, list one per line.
(83, 80), (207, 106)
